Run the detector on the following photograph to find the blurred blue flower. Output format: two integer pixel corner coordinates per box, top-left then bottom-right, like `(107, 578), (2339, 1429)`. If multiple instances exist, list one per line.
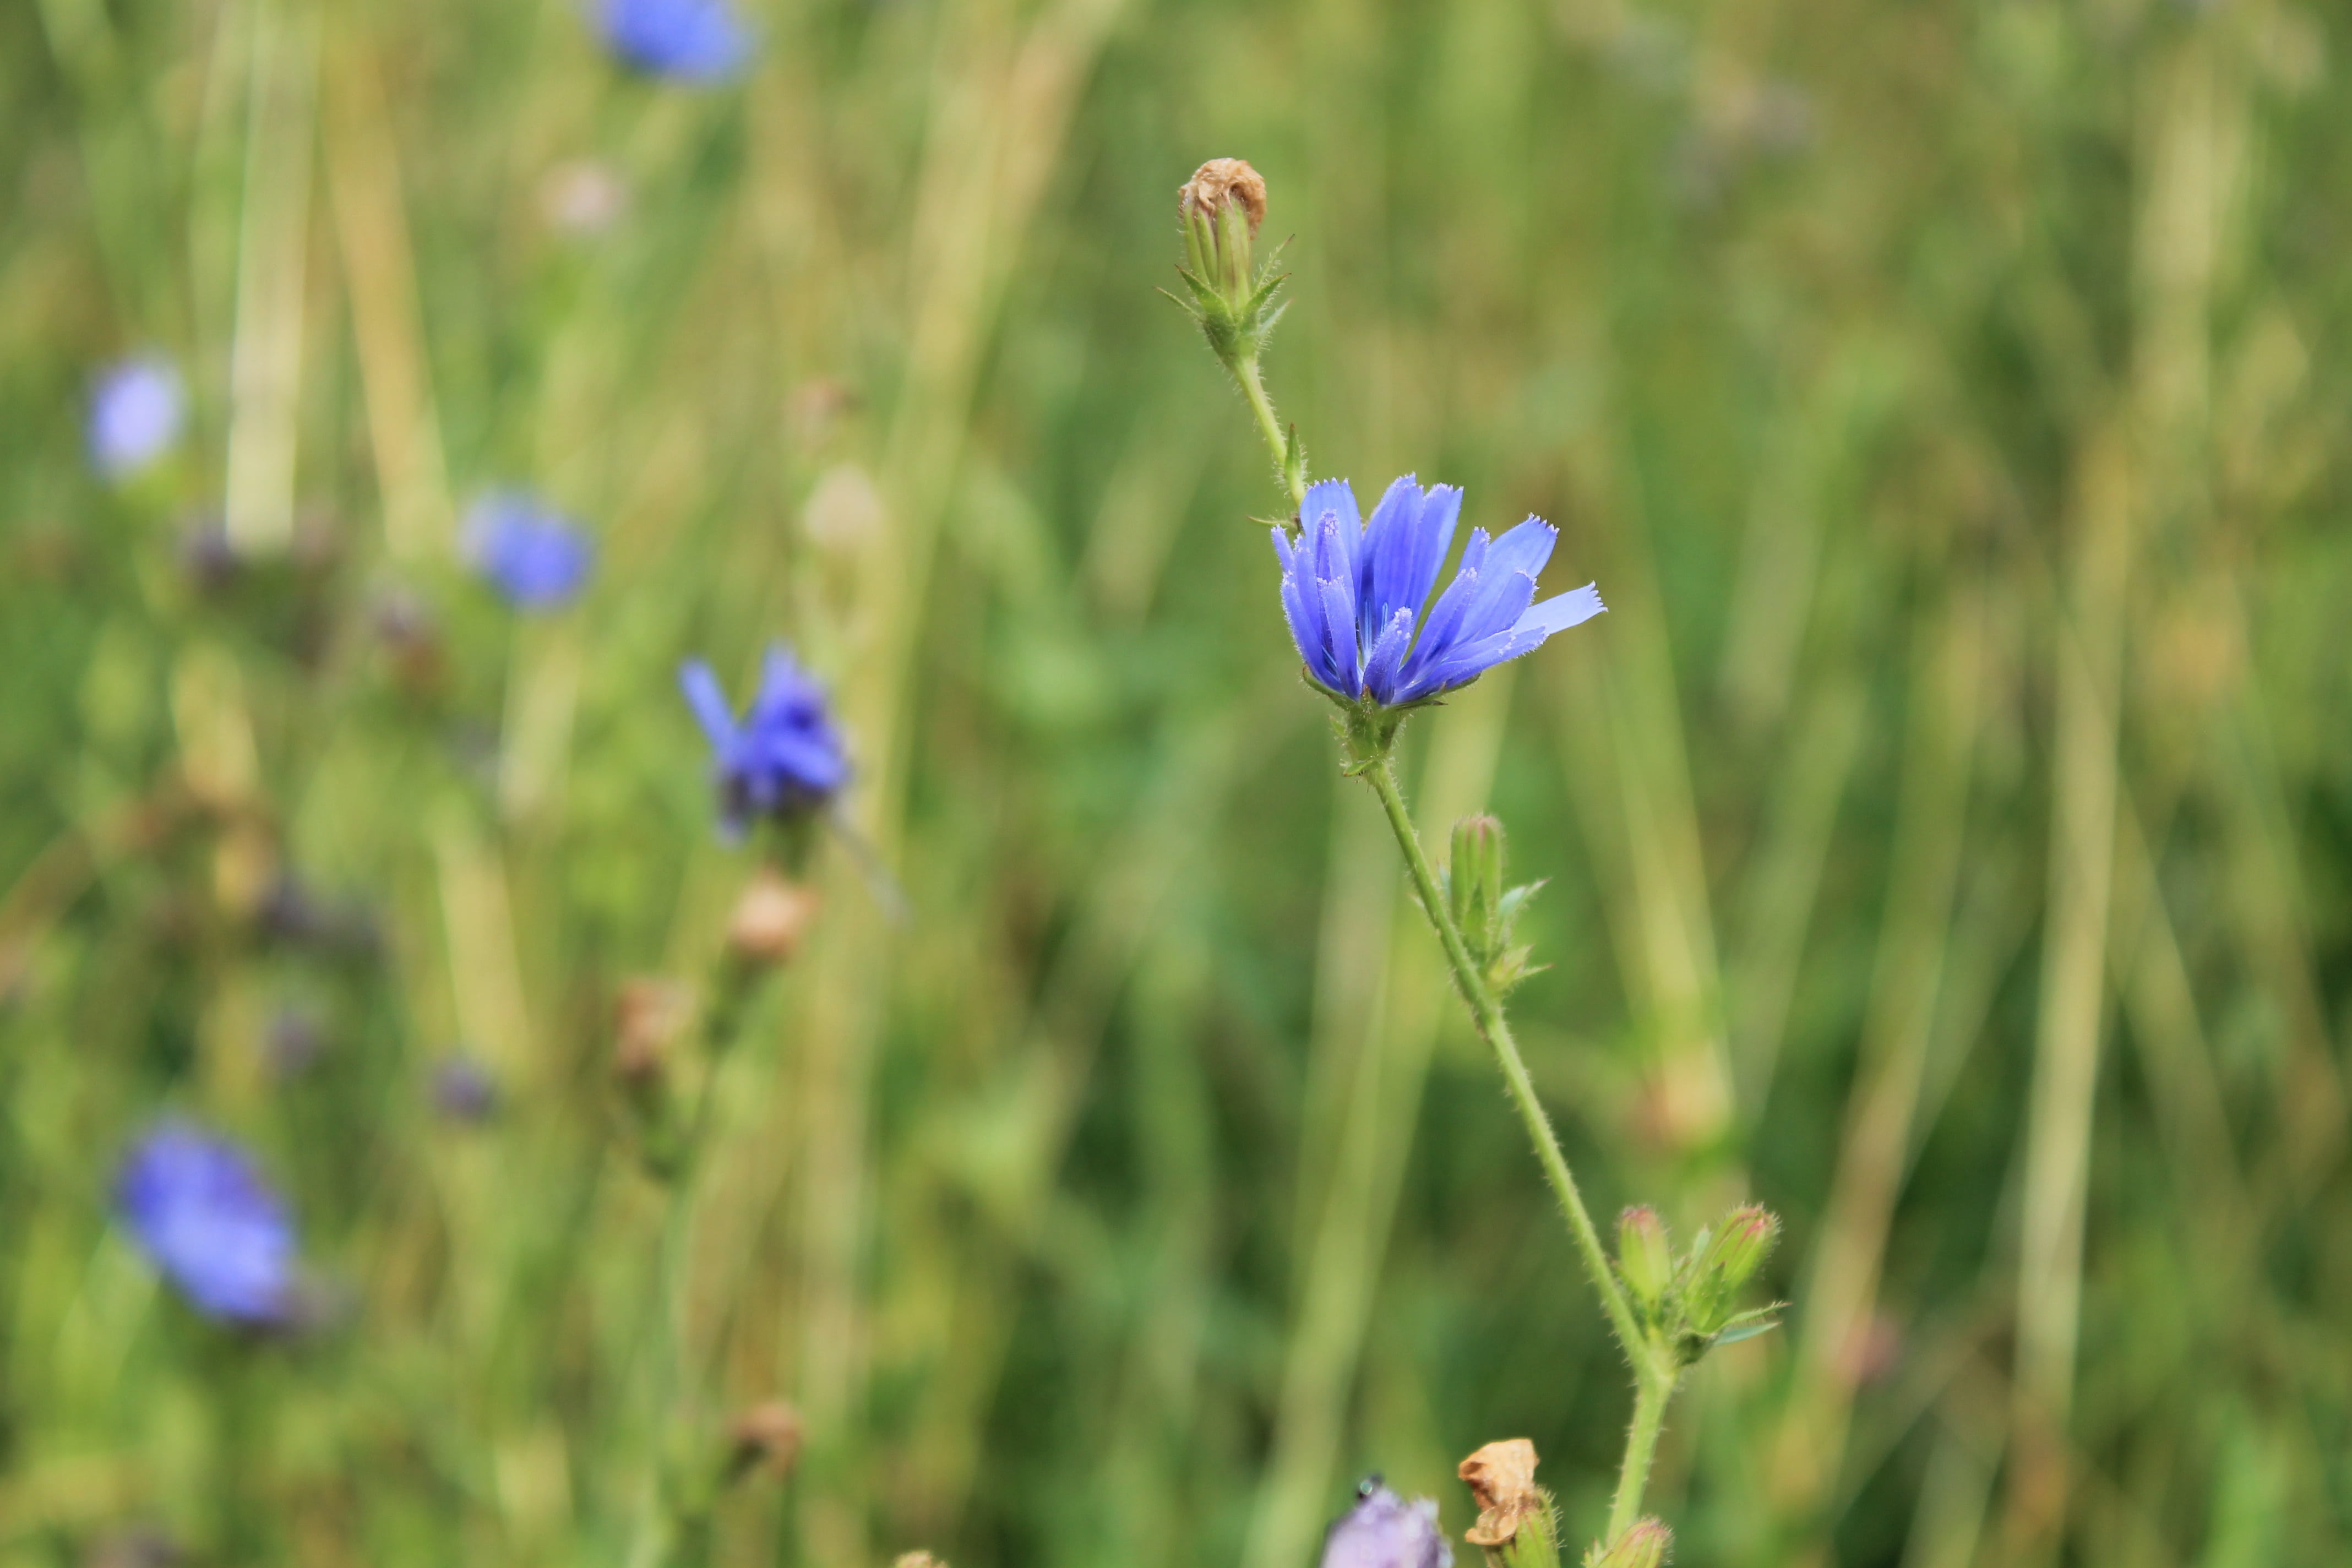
(1275, 476), (1604, 706)
(680, 644), (850, 834)
(431, 1055), (500, 1123)
(87, 356), (184, 478)
(595, 0), (751, 81)
(462, 492), (594, 609)
(1322, 1481), (1452, 1568)
(113, 1123), (296, 1325)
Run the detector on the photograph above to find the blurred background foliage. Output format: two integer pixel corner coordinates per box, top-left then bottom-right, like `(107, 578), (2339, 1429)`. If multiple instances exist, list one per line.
(4, 0), (2351, 1564)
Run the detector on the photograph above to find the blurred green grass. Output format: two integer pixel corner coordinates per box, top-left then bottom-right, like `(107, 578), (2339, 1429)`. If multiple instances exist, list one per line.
(6, 0), (2352, 1564)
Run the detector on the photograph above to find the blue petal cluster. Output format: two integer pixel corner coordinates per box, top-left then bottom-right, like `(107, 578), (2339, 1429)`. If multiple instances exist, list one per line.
(113, 1123), (296, 1325)
(463, 492), (595, 609)
(1275, 476), (1604, 706)
(1321, 1483), (1453, 1568)
(680, 644), (851, 834)
(87, 356), (184, 478)
(595, 0), (751, 80)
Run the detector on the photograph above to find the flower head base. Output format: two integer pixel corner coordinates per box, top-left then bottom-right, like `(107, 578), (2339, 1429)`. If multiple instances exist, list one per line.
(1323, 1480), (1453, 1568)
(680, 645), (851, 836)
(113, 1123), (296, 1325)
(596, 0), (751, 81)
(462, 492), (595, 609)
(1278, 477), (1604, 714)
(88, 356), (184, 478)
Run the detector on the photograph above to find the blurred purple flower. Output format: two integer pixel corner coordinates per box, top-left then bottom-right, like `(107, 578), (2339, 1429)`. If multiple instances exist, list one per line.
(112, 1123), (296, 1325)
(595, 0), (751, 81)
(462, 492), (594, 609)
(431, 1055), (500, 1123)
(87, 357), (184, 478)
(680, 644), (850, 835)
(1275, 477), (1604, 707)
(1322, 1482), (1452, 1568)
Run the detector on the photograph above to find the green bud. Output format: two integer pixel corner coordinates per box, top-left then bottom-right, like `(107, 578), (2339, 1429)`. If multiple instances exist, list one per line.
(1450, 815), (1507, 952)
(1698, 1204), (1779, 1294)
(1680, 1204), (1781, 1344)
(1616, 1206), (1673, 1314)
(1582, 1518), (1670, 1568)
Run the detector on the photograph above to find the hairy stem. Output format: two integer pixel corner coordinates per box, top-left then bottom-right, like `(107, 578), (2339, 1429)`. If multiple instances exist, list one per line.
(1228, 350), (1303, 508)
(1607, 1364), (1675, 1542)
(1362, 755), (1647, 1362)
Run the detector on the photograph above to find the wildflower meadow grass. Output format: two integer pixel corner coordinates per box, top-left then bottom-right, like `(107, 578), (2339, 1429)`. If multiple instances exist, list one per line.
(6, 1), (2352, 1566)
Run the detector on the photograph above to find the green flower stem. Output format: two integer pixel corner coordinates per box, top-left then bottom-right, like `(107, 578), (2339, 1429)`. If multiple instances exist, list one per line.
(1365, 754), (1683, 1535)
(632, 952), (767, 1568)
(1361, 754), (1648, 1365)
(1607, 1361), (1677, 1543)
(1230, 350), (1303, 508)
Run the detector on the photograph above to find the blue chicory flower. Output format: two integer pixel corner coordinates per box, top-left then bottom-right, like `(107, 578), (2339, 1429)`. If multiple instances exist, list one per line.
(595, 0), (752, 80)
(87, 356), (185, 478)
(679, 644), (850, 834)
(1322, 1482), (1453, 1568)
(1275, 476), (1604, 706)
(112, 1122), (297, 1325)
(462, 492), (595, 609)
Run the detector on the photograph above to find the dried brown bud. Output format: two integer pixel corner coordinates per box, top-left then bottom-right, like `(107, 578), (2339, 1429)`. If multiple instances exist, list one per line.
(1178, 157), (1267, 235)
(614, 977), (693, 1083)
(728, 869), (821, 966)
(728, 1400), (804, 1479)
(1460, 1438), (1545, 1547)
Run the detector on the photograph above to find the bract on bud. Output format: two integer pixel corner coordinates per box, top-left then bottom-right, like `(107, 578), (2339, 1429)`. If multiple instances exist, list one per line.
(727, 868), (820, 966)
(1697, 1204), (1778, 1294)
(1616, 1206), (1673, 1314)
(1450, 816), (1507, 952)
(1582, 1519), (1670, 1568)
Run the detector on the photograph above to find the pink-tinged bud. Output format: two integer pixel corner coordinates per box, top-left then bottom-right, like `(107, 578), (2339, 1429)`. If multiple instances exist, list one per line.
(893, 1556), (945, 1568)
(1582, 1518), (1670, 1568)
(1698, 1204), (1779, 1293)
(1617, 1206), (1673, 1312)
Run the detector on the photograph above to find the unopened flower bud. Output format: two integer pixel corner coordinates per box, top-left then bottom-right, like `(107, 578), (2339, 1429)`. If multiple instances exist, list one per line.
(727, 1400), (803, 1481)
(1582, 1519), (1670, 1568)
(1179, 157), (1267, 305)
(1616, 1206), (1673, 1313)
(1170, 158), (1287, 373)
(1449, 815), (1507, 952)
(1697, 1204), (1779, 1294)
(894, 1555), (946, 1568)
(727, 868), (821, 966)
